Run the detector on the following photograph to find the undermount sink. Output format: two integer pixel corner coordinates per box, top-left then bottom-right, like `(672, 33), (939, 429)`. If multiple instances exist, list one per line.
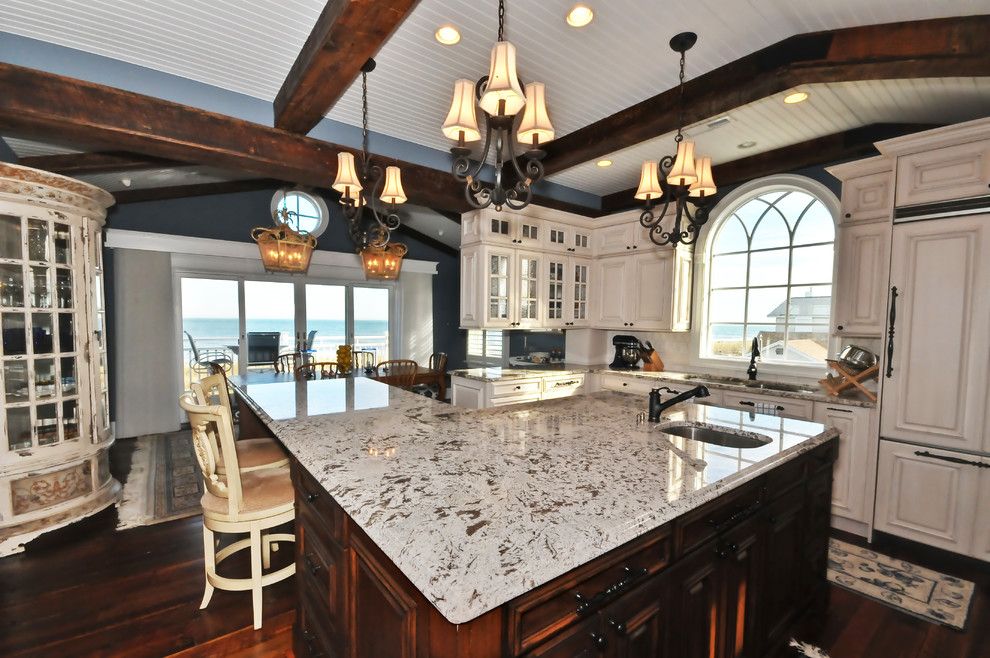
(659, 423), (772, 449)
(741, 381), (809, 393)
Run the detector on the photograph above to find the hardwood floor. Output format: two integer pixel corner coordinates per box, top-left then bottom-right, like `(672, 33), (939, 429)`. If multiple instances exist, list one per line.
(1, 439), (986, 657)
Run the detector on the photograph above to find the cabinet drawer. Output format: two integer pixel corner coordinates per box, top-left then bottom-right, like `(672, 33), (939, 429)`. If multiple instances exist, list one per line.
(895, 139), (990, 207)
(719, 392), (813, 420)
(491, 379), (543, 398)
(542, 374), (585, 399)
(841, 172), (892, 223)
(507, 528), (672, 655)
(297, 505), (346, 651)
(600, 374), (655, 395)
(490, 394), (542, 407)
(675, 480), (764, 557)
(293, 461), (346, 545)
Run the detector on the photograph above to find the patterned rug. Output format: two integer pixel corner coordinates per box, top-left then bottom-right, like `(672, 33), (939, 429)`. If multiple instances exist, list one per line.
(827, 538), (974, 629)
(117, 431), (202, 530)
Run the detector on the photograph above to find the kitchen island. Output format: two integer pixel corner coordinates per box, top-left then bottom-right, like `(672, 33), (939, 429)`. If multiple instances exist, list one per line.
(231, 375), (838, 658)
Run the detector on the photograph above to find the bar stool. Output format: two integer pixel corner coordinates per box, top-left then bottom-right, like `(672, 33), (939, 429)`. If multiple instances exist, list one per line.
(192, 373), (289, 474)
(179, 392), (296, 629)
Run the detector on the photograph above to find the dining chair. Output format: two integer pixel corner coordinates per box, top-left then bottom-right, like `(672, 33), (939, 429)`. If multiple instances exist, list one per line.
(375, 359), (419, 388)
(295, 361), (340, 380)
(352, 350), (377, 375)
(273, 351), (302, 374)
(178, 392), (296, 630)
(246, 332), (282, 367)
(304, 329), (318, 351)
(412, 352), (448, 399)
(428, 352), (448, 373)
(192, 373), (289, 474)
(185, 331), (233, 375)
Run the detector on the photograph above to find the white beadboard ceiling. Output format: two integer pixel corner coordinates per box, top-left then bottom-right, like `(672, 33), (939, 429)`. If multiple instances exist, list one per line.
(1, 0), (988, 195)
(550, 77), (990, 195)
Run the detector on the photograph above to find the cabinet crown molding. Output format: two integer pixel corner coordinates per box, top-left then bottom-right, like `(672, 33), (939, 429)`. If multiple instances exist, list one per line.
(876, 117), (990, 157)
(0, 163), (114, 218)
(826, 155), (893, 181)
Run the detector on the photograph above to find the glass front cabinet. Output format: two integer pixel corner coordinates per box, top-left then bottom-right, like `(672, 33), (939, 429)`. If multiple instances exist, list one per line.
(0, 163), (119, 555)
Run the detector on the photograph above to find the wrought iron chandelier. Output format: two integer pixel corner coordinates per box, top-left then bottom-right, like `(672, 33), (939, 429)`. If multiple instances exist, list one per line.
(332, 58), (408, 279)
(635, 32), (718, 247)
(441, 0), (555, 211)
(252, 189), (317, 274)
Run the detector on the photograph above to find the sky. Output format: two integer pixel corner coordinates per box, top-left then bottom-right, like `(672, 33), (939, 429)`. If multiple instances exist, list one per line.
(181, 278), (388, 321)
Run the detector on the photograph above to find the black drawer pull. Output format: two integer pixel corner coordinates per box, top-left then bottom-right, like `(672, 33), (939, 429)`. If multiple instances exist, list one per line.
(607, 618), (627, 635)
(738, 400), (755, 407)
(591, 632), (608, 650)
(305, 491), (320, 503)
(555, 380), (580, 387)
(575, 566), (649, 616)
(826, 407), (853, 413)
(706, 491), (766, 535)
(886, 286), (898, 378)
(914, 450), (989, 468)
(304, 552), (323, 575)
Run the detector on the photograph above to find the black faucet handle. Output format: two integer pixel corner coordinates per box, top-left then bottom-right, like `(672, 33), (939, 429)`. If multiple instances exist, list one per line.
(657, 386), (678, 395)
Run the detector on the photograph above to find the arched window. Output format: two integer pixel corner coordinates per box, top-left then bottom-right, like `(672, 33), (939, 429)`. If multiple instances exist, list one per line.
(703, 182), (835, 365)
(270, 189), (330, 237)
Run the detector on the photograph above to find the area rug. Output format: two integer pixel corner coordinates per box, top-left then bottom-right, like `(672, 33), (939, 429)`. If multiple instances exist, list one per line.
(827, 538), (974, 629)
(116, 430), (202, 530)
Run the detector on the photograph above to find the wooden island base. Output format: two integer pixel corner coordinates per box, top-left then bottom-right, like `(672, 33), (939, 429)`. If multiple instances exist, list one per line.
(288, 438), (837, 658)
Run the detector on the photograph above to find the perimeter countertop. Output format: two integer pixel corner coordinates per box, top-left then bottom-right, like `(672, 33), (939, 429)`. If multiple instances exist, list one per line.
(231, 374), (837, 625)
(449, 364), (876, 408)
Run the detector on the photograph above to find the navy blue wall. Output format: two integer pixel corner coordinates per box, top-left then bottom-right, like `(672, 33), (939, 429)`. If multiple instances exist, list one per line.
(102, 187), (465, 419)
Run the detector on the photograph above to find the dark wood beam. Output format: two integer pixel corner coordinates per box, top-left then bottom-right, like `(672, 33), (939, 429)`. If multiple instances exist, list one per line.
(0, 63), (473, 212)
(274, 0), (421, 134)
(19, 151), (181, 176)
(111, 179), (281, 204)
(543, 16), (990, 177)
(600, 123), (938, 214)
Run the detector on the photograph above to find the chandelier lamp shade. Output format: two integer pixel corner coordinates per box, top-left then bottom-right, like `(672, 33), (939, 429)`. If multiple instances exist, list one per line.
(252, 189), (318, 274)
(635, 32), (718, 247)
(331, 58), (408, 279)
(441, 0), (554, 211)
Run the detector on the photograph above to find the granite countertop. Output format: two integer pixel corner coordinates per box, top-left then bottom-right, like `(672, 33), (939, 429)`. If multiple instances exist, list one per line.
(231, 375), (837, 625)
(450, 364), (876, 408)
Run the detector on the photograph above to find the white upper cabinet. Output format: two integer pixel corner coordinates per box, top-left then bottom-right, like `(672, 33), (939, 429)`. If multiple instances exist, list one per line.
(894, 139), (990, 208)
(481, 246), (515, 329)
(592, 258), (626, 328)
(832, 221), (890, 336)
(459, 245), (482, 328)
(590, 250), (691, 332)
(840, 172), (893, 223)
(594, 222), (639, 257)
(514, 250), (544, 329)
(881, 214), (990, 453)
(544, 253), (592, 329)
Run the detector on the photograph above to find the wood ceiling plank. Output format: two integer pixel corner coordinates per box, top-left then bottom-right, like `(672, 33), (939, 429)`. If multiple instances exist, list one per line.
(599, 123), (938, 214)
(18, 151), (181, 176)
(542, 16), (990, 178)
(273, 0), (421, 134)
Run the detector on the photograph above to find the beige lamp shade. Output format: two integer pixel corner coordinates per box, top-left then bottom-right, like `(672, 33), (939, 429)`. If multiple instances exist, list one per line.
(689, 156), (717, 198)
(634, 161), (664, 201)
(332, 151), (363, 199)
(518, 82), (555, 146)
(479, 41), (526, 117)
(442, 79), (481, 142)
(667, 140), (698, 186)
(381, 166), (407, 205)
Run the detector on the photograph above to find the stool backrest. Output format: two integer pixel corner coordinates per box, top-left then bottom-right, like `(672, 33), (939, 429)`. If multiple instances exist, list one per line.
(179, 391), (244, 518)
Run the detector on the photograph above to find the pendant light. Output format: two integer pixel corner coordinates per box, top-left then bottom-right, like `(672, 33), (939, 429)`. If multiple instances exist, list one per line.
(332, 59), (408, 279)
(441, 0), (554, 211)
(635, 32), (718, 247)
(252, 189), (318, 274)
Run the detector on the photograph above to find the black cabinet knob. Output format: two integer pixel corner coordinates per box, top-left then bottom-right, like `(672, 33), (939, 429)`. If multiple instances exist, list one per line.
(845, 212), (851, 218)
(632, 245), (637, 249)
(837, 325), (844, 331)
(622, 382), (628, 387)
(306, 492), (319, 503)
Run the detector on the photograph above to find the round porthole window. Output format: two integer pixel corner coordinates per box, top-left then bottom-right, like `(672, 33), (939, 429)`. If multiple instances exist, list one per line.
(270, 189), (330, 237)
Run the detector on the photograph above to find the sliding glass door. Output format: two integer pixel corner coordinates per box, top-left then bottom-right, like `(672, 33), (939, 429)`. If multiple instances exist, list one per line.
(354, 286), (390, 362)
(180, 277), (239, 389)
(304, 284), (346, 362)
(244, 280), (295, 367)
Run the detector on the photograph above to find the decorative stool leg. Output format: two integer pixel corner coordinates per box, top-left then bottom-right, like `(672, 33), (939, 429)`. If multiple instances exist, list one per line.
(250, 525), (263, 630)
(200, 524), (216, 609)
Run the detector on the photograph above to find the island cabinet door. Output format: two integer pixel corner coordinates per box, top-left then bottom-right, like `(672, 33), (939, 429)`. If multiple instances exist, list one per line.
(666, 545), (720, 658)
(717, 516), (764, 658)
(600, 574), (667, 658)
(522, 616), (604, 658)
(760, 494), (805, 650)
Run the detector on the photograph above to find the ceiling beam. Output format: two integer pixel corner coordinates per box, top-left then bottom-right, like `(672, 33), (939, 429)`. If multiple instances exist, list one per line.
(600, 123), (938, 214)
(19, 151), (181, 176)
(111, 179), (281, 204)
(0, 62), (475, 212)
(542, 15), (990, 177)
(274, 0), (421, 134)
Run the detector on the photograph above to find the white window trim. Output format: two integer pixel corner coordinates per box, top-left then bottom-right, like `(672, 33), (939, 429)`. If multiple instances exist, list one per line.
(688, 174), (840, 381)
(270, 188), (331, 238)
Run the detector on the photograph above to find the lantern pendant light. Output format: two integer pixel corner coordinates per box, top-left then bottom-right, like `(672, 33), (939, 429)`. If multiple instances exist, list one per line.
(635, 32), (718, 247)
(252, 189), (318, 274)
(331, 59), (408, 279)
(441, 0), (554, 211)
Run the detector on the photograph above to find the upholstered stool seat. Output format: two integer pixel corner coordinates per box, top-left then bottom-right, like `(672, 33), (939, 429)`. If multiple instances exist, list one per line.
(200, 467), (294, 521)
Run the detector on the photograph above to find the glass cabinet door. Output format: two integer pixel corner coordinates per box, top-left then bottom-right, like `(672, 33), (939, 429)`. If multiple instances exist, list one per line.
(88, 224), (109, 441)
(546, 257), (565, 327)
(516, 253), (541, 327)
(572, 260), (590, 325)
(1, 212), (88, 455)
(486, 250), (511, 327)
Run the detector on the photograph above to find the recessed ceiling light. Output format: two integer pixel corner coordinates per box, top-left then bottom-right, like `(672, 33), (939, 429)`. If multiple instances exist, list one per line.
(737, 141), (757, 149)
(435, 24), (460, 45)
(596, 159), (612, 167)
(783, 91), (809, 104)
(566, 4), (594, 27)
(120, 177), (132, 187)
